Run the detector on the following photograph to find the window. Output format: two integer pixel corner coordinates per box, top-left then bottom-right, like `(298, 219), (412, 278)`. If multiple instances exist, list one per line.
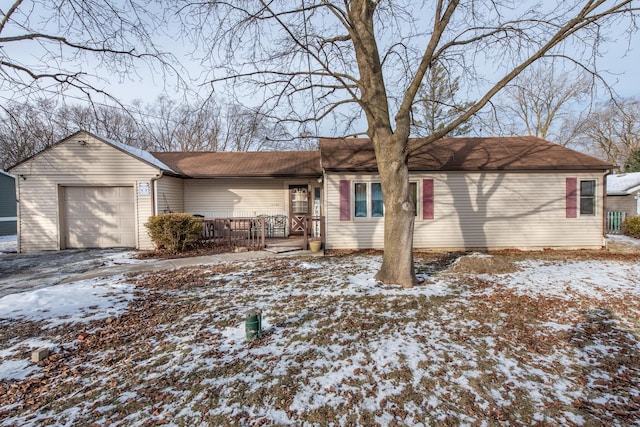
(351, 182), (418, 218)
(580, 180), (596, 215)
(371, 183), (384, 217)
(410, 182), (417, 217)
(353, 182), (383, 218)
(354, 183), (367, 217)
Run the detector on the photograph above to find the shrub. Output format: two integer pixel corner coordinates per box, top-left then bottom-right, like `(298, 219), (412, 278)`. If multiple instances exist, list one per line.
(145, 213), (203, 252)
(622, 215), (640, 239)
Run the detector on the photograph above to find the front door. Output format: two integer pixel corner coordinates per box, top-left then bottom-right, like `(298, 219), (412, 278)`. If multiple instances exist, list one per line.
(289, 185), (309, 235)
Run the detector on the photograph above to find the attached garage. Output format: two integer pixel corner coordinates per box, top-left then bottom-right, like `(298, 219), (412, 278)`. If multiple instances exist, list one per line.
(8, 131), (177, 252)
(62, 186), (136, 248)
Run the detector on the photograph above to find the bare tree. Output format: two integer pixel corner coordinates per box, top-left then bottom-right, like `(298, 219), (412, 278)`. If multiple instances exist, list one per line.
(56, 104), (147, 146)
(218, 103), (293, 151)
(0, 99), (60, 169)
(0, 0), (174, 103)
(577, 97), (640, 170)
(490, 65), (592, 145)
(177, 0), (638, 287)
(141, 96), (222, 151)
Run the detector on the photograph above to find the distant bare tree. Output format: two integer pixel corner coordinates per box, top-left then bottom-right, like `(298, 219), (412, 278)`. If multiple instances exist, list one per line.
(488, 65), (592, 145)
(142, 96), (222, 151)
(56, 104), (146, 147)
(577, 97), (640, 170)
(0, 100), (60, 169)
(219, 104), (293, 151)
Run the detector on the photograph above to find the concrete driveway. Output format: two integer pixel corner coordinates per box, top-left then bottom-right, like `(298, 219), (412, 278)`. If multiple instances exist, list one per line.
(0, 248), (306, 299)
(0, 249), (141, 299)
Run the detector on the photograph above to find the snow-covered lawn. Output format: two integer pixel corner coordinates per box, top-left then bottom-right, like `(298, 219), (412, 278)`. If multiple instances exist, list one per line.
(1, 251), (640, 426)
(0, 235), (16, 253)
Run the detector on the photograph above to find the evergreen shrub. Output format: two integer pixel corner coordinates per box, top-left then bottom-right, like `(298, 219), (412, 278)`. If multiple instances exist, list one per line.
(622, 215), (640, 239)
(145, 213), (203, 252)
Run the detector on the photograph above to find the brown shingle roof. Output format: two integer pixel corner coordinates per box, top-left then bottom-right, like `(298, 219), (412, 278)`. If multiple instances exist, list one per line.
(151, 136), (611, 178)
(320, 136), (612, 172)
(151, 151), (322, 178)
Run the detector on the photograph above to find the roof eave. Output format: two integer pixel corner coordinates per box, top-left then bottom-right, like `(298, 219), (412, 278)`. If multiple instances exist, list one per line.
(185, 173), (322, 179)
(325, 165), (612, 173)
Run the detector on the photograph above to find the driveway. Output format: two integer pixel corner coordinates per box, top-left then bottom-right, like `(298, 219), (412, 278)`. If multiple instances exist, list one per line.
(0, 247), (299, 299)
(0, 249), (138, 299)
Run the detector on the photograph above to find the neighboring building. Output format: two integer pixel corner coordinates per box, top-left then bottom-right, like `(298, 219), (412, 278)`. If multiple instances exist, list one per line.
(0, 170), (17, 236)
(9, 130), (612, 252)
(606, 172), (640, 217)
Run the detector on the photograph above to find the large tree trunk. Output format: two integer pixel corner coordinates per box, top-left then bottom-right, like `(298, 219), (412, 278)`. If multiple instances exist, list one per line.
(372, 134), (418, 288)
(348, 1), (418, 288)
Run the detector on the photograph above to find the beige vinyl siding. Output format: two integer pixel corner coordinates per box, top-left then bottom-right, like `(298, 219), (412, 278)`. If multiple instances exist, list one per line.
(14, 175), (59, 252)
(11, 134), (160, 252)
(325, 171), (606, 250)
(607, 195), (639, 216)
(183, 178), (288, 217)
(156, 176), (184, 214)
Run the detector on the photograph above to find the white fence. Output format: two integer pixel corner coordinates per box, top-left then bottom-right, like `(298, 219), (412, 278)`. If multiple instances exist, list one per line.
(606, 211), (627, 234)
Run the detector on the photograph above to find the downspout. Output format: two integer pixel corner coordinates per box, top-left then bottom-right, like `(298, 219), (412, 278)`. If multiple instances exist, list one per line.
(14, 175), (20, 253)
(150, 171), (164, 216)
(603, 169), (611, 248)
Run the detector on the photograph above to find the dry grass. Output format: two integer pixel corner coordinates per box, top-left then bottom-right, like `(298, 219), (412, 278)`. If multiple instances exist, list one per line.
(1, 251), (640, 426)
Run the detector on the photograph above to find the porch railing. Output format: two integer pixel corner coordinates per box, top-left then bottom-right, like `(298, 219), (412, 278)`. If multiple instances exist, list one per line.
(199, 215), (325, 250)
(201, 217), (266, 248)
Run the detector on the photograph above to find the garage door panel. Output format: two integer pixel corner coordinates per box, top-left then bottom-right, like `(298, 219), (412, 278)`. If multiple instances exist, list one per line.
(64, 186), (135, 249)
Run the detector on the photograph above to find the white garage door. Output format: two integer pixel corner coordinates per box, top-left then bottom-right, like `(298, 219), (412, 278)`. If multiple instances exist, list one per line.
(64, 186), (135, 248)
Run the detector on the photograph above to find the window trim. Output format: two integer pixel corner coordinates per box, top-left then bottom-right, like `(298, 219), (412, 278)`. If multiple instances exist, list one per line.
(579, 179), (596, 216)
(354, 182), (368, 218)
(351, 181), (420, 219)
(353, 182), (382, 219)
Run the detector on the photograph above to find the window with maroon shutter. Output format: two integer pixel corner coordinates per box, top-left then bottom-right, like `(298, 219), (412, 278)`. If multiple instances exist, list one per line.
(339, 180), (350, 221)
(566, 177), (577, 218)
(422, 179), (434, 220)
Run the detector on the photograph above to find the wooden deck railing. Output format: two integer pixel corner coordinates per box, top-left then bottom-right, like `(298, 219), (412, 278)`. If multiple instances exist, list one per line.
(199, 215), (325, 250)
(201, 217), (266, 248)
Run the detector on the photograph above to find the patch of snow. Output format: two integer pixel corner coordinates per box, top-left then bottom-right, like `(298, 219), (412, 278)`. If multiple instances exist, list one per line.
(0, 359), (39, 381)
(0, 278), (135, 327)
(479, 259), (640, 300)
(467, 252), (493, 258)
(0, 234), (17, 252)
(607, 234), (640, 246)
(0, 338), (59, 380)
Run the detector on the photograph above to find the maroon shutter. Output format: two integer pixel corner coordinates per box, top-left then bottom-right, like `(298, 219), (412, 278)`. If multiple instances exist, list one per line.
(566, 177), (577, 218)
(422, 179), (434, 220)
(339, 180), (350, 221)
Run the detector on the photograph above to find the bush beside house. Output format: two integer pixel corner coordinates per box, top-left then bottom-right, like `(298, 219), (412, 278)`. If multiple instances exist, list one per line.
(145, 213), (203, 253)
(622, 216), (640, 239)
